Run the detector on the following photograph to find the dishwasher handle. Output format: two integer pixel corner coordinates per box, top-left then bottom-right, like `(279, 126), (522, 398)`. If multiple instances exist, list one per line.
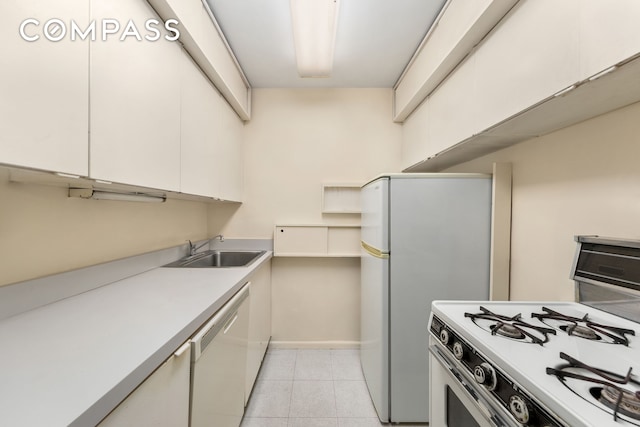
(191, 282), (250, 361)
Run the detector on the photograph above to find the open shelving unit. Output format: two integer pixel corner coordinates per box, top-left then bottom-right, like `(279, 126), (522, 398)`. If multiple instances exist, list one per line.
(273, 225), (361, 257)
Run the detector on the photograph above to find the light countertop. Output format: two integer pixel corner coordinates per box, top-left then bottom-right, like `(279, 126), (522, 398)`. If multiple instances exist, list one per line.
(0, 251), (272, 427)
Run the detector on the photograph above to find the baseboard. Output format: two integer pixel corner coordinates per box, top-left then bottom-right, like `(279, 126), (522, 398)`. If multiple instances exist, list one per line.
(269, 340), (360, 350)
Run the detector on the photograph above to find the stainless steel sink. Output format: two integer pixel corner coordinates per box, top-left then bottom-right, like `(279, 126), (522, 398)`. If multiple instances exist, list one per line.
(163, 250), (265, 268)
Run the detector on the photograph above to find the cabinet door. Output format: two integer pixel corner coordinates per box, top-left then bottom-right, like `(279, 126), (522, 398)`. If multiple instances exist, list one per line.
(98, 343), (190, 427)
(401, 97), (431, 170)
(428, 53), (478, 154)
(90, 0), (181, 191)
(579, 0), (640, 79)
(216, 96), (244, 202)
(180, 54), (220, 198)
(0, 0), (89, 176)
(181, 53), (243, 200)
(245, 261), (272, 403)
(474, 0), (580, 133)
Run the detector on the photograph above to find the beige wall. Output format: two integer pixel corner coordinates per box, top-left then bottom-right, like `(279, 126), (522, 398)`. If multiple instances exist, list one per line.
(0, 168), (209, 286)
(209, 89), (402, 345)
(445, 101), (640, 301)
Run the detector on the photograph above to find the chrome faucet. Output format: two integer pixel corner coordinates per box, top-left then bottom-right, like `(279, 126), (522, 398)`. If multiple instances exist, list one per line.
(188, 235), (224, 256)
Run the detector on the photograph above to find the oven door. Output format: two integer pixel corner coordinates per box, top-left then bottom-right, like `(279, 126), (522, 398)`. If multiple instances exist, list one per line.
(430, 344), (515, 427)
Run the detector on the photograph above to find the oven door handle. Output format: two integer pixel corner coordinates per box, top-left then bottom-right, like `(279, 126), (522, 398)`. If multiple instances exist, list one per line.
(430, 345), (510, 427)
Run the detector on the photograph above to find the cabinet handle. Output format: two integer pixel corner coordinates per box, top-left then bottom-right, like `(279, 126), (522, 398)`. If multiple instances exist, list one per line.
(223, 313), (239, 334)
(174, 342), (190, 358)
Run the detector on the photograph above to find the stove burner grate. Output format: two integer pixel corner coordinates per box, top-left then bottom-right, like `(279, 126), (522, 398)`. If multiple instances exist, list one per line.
(465, 306), (556, 345)
(532, 307), (635, 345)
(547, 352), (640, 423)
(599, 386), (640, 419)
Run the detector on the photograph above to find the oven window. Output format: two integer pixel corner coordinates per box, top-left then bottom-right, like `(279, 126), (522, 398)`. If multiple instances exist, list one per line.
(446, 386), (481, 427)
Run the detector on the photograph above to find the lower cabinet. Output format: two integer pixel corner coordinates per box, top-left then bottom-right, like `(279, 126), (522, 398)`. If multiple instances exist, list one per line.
(245, 261), (272, 404)
(97, 342), (190, 427)
(98, 265), (271, 427)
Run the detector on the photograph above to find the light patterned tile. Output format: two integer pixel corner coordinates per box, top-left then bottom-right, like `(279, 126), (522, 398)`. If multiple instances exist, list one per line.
(288, 418), (339, 427)
(294, 350), (332, 380)
(260, 350), (297, 380)
(241, 417), (289, 427)
(337, 418), (388, 427)
(289, 381), (337, 418)
(245, 380), (293, 418)
(331, 350), (364, 381)
(334, 381), (377, 418)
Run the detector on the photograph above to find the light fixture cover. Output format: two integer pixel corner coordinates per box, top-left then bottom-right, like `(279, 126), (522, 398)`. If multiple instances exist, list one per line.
(290, 0), (340, 78)
(69, 188), (166, 203)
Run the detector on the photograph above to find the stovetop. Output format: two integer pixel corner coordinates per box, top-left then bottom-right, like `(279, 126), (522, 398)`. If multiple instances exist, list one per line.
(431, 301), (640, 426)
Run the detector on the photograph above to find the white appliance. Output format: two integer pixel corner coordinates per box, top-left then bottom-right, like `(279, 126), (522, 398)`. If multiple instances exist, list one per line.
(360, 173), (492, 423)
(429, 236), (640, 427)
(190, 283), (250, 427)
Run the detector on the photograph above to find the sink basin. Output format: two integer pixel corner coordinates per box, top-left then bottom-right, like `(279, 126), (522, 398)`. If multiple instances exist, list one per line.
(163, 250), (265, 268)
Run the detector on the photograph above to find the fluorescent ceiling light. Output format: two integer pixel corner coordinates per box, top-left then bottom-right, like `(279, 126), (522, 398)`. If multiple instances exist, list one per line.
(69, 188), (166, 203)
(290, 0), (340, 78)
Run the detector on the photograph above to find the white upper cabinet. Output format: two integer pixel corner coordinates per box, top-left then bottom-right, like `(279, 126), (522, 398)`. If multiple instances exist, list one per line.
(578, 0), (640, 79)
(0, 0), (89, 176)
(403, 0), (640, 172)
(473, 0), (580, 134)
(180, 55), (221, 198)
(428, 53), (478, 156)
(148, 0), (251, 120)
(89, 0), (182, 191)
(215, 91), (243, 202)
(180, 55), (243, 201)
(402, 98), (431, 170)
(393, 0), (518, 122)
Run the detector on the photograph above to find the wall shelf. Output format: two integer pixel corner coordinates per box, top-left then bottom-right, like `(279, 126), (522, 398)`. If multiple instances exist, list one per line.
(274, 225), (361, 257)
(321, 184), (361, 214)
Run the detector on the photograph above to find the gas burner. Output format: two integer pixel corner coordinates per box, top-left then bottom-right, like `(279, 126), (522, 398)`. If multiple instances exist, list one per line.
(493, 323), (526, 339)
(465, 306), (556, 345)
(597, 386), (640, 419)
(532, 307), (636, 345)
(566, 324), (599, 340)
(547, 352), (640, 424)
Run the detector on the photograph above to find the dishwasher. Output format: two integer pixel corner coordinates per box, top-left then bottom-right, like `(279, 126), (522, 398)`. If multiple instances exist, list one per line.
(190, 283), (250, 427)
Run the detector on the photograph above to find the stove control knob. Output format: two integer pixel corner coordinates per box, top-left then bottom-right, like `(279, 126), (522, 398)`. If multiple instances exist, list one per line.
(439, 329), (451, 345)
(473, 363), (497, 391)
(452, 342), (464, 360)
(508, 395), (531, 424)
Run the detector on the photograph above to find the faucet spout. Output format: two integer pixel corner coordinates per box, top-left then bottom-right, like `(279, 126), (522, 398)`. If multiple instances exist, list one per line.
(187, 235), (224, 256)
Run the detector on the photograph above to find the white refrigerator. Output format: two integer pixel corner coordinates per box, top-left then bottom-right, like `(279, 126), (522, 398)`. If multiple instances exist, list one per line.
(360, 173), (492, 423)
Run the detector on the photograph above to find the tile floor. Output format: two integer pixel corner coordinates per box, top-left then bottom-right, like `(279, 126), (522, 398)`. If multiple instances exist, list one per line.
(241, 348), (426, 427)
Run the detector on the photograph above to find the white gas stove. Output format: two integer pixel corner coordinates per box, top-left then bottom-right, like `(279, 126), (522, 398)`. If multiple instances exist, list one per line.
(428, 237), (640, 427)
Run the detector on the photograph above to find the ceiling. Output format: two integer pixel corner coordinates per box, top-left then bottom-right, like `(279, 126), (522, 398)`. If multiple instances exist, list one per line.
(205, 0), (447, 88)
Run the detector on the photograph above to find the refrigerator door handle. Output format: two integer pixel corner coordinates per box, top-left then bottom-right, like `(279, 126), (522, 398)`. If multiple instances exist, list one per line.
(361, 241), (389, 259)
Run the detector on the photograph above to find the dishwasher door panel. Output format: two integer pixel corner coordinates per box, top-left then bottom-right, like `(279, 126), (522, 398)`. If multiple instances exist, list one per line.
(190, 285), (250, 427)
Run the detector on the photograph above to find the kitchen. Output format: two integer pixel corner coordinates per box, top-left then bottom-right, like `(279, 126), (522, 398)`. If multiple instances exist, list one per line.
(1, 0), (640, 426)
